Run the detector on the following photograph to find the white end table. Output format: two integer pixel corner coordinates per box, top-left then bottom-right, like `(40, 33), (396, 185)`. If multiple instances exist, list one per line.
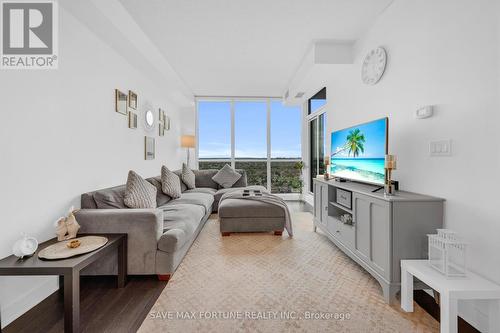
(401, 260), (500, 333)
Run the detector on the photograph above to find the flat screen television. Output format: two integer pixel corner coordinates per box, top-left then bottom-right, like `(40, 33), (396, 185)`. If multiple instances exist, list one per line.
(330, 117), (388, 185)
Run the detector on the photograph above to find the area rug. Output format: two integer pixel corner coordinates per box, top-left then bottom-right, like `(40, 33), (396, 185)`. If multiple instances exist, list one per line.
(139, 212), (438, 332)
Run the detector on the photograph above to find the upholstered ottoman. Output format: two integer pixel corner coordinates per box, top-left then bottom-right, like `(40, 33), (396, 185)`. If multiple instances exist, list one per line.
(218, 187), (286, 236)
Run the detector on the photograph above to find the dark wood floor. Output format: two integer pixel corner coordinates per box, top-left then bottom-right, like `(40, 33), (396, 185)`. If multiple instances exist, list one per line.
(4, 276), (167, 333)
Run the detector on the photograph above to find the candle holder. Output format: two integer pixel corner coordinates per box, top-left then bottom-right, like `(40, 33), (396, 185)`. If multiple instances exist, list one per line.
(324, 156), (331, 180)
(384, 155), (397, 196)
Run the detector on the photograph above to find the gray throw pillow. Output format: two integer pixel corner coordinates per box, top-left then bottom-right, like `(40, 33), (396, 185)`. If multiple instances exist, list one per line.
(161, 166), (182, 198)
(212, 164), (242, 188)
(124, 170), (157, 209)
(181, 163), (196, 189)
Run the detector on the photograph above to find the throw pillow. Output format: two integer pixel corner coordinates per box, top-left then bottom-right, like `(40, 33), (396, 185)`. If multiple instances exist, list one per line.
(212, 164), (242, 188)
(123, 170), (157, 209)
(161, 166), (182, 198)
(181, 163), (196, 189)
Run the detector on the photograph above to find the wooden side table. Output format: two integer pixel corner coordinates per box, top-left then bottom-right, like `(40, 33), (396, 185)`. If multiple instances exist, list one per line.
(401, 259), (500, 333)
(0, 233), (127, 333)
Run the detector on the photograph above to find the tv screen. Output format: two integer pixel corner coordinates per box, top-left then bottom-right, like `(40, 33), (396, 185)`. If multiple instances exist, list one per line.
(330, 118), (388, 185)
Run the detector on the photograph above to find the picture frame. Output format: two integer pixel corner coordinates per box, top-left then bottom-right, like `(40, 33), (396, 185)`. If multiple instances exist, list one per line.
(128, 112), (137, 129)
(145, 136), (155, 160)
(128, 90), (138, 110)
(158, 108), (166, 136)
(164, 115), (170, 130)
(115, 89), (128, 115)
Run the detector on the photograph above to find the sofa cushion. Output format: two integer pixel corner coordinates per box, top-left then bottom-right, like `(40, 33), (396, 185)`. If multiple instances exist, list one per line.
(161, 166), (182, 199)
(124, 171), (157, 209)
(232, 170), (248, 188)
(146, 176), (171, 206)
(212, 164), (241, 188)
(184, 187), (217, 195)
(93, 185), (127, 209)
(158, 203), (205, 252)
(166, 192), (214, 214)
(181, 163), (196, 189)
(193, 170), (219, 189)
(173, 170), (188, 192)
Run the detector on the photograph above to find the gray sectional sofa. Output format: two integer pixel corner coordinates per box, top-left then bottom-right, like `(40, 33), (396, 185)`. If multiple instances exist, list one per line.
(76, 169), (247, 280)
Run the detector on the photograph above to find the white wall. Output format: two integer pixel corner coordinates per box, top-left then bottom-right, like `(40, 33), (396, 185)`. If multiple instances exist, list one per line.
(299, 0), (499, 330)
(0, 6), (193, 327)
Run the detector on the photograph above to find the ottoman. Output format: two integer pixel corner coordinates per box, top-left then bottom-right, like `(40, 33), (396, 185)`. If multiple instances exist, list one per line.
(218, 188), (286, 236)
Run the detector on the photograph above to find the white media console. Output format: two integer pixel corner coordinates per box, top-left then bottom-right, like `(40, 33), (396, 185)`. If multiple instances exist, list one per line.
(313, 177), (444, 303)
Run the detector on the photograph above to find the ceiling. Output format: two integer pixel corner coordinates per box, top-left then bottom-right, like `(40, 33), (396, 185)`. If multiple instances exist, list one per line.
(119, 0), (393, 97)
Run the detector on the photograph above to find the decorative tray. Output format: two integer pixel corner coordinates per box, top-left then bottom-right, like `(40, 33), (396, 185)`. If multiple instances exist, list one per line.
(38, 236), (108, 260)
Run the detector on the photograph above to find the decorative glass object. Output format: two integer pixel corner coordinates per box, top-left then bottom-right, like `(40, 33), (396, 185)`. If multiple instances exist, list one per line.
(428, 229), (467, 277)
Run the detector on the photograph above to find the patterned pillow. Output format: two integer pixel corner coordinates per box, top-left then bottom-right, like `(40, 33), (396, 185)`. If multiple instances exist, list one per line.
(212, 164), (242, 188)
(161, 166), (182, 198)
(123, 170), (157, 209)
(181, 163), (196, 189)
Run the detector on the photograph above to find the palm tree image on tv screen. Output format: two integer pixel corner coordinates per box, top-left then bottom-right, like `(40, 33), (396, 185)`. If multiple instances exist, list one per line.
(330, 118), (388, 185)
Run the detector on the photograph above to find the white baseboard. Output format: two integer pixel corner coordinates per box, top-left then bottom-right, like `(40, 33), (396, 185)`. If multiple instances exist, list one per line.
(1, 277), (58, 328)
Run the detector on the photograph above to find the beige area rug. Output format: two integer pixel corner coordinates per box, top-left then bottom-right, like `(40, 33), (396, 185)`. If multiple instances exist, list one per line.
(139, 212), (438, 333)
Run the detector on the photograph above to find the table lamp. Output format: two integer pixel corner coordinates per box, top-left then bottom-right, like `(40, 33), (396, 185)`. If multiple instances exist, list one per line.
(384, 154), (397, 196)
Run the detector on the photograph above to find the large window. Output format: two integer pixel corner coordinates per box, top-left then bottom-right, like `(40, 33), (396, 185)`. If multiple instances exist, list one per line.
(198, 99), (302, 193)
(307, 88), (327, 192)
(198, 101), (231, 159)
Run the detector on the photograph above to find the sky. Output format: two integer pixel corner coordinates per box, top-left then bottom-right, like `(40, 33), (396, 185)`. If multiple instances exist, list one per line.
(330, 118), (387, 159)
(198, 101), (301, 159)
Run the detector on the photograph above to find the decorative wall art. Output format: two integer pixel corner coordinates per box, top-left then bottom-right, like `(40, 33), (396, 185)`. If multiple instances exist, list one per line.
(158, 108), (166, 136)
(145, 136), (155, 160)
(115, 89), (128, 115)
(128, 112), (137, 129)
(128, 90), (138, 110)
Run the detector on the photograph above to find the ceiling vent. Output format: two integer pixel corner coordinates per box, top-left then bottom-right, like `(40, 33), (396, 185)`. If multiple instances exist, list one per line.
(295, 92), (305, 98)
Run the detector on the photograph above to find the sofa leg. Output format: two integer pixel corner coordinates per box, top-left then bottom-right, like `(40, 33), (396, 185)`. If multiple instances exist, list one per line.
(157, 274), (171, 282)
(221, 232), (231, 237)
(274, 230), (283, 236)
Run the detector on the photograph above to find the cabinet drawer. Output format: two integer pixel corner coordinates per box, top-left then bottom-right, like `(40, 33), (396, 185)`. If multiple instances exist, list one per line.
(327, 217), (355, 251)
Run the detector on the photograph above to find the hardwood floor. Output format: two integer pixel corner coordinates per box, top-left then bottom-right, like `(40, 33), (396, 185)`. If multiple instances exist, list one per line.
(4, 276), (167, 333)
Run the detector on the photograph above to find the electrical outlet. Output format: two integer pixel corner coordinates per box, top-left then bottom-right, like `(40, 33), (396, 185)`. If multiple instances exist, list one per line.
(430, 140), (452, 156)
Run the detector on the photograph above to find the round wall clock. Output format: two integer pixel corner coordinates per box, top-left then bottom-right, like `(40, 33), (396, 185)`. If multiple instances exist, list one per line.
(361, 47), (387, 85)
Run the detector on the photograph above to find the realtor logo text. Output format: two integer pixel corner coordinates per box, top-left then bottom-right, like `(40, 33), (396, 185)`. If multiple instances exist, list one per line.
(1, 0), (58, 69)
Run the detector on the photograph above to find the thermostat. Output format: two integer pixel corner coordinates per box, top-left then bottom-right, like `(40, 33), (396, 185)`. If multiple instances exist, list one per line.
(415, 106), (433, 119)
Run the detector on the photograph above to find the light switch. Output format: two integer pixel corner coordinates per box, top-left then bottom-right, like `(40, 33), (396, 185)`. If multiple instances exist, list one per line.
(430, 140), (452, 156)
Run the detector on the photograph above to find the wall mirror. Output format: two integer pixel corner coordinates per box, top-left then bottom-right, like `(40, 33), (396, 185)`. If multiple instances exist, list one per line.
(144, 104), (155, 132)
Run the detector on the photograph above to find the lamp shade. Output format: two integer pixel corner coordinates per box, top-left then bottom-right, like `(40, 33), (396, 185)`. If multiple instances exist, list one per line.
(181, 135), (196, 148)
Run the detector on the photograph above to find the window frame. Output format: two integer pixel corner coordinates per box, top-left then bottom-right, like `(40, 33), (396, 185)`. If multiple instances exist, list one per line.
(196, 97), (302, 192)
(305, 88), (328, 194)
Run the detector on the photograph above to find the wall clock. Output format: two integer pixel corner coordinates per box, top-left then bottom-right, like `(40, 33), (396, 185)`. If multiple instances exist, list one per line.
(361, 47), (387, 85)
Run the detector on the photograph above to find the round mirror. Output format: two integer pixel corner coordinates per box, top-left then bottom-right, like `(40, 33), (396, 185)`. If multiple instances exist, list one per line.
(144, 109), (155, 132)
(146, 110), (154, 126)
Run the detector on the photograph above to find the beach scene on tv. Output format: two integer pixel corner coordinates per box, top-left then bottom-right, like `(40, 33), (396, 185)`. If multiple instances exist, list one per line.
(330, 118), (387, 185)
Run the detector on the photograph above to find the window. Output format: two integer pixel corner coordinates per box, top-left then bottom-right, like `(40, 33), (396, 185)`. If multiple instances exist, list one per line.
(197, 99), (302, 193)
(270, 101), (302, 193)
(198, 101), (231, 159)
(308, 87), (326, 115)
(307, 88), (327, 192)
(235, 101), (267, 159)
